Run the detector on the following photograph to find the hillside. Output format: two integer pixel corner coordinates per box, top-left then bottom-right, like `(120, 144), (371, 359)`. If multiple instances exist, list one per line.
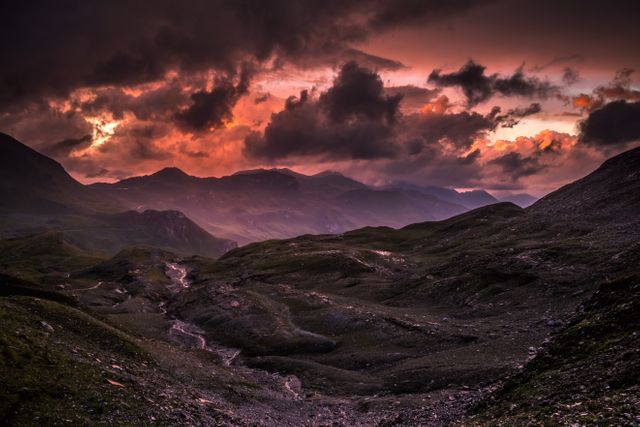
(470, 275), (640, 425)
(163, 146), (639, 418)
(529, 146), (640, 223)
(0, 133), (121, 214)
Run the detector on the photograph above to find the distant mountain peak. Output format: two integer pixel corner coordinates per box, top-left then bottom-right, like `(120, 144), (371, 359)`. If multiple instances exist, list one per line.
(233, 167), (307, 178)
(313, 170), (345, 178)
(151, 167), (190, 179)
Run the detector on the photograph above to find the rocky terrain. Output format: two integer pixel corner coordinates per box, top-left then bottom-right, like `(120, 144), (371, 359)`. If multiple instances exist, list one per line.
(0, 142), (639, 425)
(468, 275), (640, 425)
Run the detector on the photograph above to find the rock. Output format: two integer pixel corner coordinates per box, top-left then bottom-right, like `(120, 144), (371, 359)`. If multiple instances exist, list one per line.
(40, 321), (54, 332)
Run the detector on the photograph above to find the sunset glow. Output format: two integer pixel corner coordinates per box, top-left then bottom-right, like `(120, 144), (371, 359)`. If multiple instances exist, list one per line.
(1, 0), (638, 195)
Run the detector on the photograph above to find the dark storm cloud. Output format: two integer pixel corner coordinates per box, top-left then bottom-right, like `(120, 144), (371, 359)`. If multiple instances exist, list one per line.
(487, 103), (542, 128)
(428, 60), (558, 107)
(244, 89), (398, 160)
(384, 85), (440, 111)
(579, 100), (640, 147)
(404, 110), (494, 150)
(41, 134), (93, 157)
(489, 152), (546, 181)
(244, 63), (404, 160)
(561, 68), (580, 85)
(0, 0), (483, 110)
(366, 0), (485, 29)
(174, 67), (252, 132)
(245, 62), (501, 161)
(319, 61), (402, 124)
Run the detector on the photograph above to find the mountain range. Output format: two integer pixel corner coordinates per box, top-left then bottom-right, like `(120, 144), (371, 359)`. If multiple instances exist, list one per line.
(0, 132), (537, 250)
(91, 162), (532, 246)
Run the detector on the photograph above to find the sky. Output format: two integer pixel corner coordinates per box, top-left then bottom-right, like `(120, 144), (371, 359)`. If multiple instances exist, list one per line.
(2, 0), (640, 197)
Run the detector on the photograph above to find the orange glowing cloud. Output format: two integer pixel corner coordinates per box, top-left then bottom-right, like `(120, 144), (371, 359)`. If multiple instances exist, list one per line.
(572, 93), (603, 111)
(419, 95), (451, 115)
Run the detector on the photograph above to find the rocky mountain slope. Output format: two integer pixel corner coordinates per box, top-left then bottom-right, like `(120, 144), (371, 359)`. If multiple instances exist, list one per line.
(0, 133), (121, 215)
(386, 182), (501, 210)
(162, 145), (639, 420)
(529, 146), (640, 223)
(469, 275), (640, 425)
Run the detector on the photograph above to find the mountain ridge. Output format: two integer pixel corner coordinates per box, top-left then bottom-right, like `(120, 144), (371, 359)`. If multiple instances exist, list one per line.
(91, 164), (505, 244)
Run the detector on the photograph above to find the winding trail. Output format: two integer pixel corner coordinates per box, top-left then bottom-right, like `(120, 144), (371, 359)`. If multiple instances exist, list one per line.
(283, 376), (302, 400)
(164, 261), (243, 365)
(64, 281), (103, 292)
(169, 320), (207, 349)
(224, 350), (241, 367)
(166, 262), (189, 289)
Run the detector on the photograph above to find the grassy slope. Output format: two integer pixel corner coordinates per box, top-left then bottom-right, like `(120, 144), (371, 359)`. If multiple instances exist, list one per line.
(169, 201), (639, 397)
(468, 275), (640, 425)
(0, 292), (292, 425)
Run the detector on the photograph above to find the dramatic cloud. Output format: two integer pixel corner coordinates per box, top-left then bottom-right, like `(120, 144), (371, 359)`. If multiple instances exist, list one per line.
(0, 0), (484, 110)
(41, 134), (93, 157)
(579, 100), (640, 147)
(428, 60), (558, 107)
(489, 152), (545, 181)
(403, 110), (494, 151)
(244, 90), (398, 160)
(245, 62), (404, 160)
(2, 1), (639, 196)
(245, 62), (506, 162)
(572, 69), (640, 112)
(319, 62), (401, 124)
(174, 67), (252, 132)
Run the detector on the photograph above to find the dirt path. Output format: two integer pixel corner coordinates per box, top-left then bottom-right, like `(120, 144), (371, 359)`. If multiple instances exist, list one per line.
(166, 262), (189, 289)
(64, 281), (103, 292)
(169, 320), (207, 349)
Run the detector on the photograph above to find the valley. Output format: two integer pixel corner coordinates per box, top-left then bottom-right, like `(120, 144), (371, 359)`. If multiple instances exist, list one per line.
(0, 135), (639, 425)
